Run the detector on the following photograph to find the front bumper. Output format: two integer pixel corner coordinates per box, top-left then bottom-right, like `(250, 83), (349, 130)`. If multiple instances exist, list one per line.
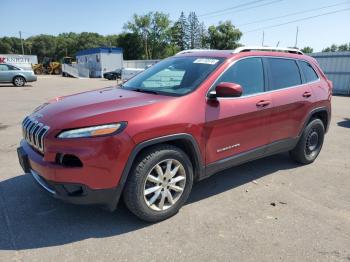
(29, 168), (121, 211)
(17, 146), (122, 210)
(17, 134), (132, 210)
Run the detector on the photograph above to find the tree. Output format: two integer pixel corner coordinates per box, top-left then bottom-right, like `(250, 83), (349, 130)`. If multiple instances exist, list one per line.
(27, 34), (57, 62)
(55, 32), (79, 59)
(0, 37), (22, 54)
(105, 34), (119, 48)
(124, 12), (173, 59)
(149, 12), (172, 58)
(207, 21), (242, 50)
(188, 12), (201, 49)
(117, 33), (143, 60)
(75, 32), (107, 51)
(338, 43), (349, 51)
(170, 11), (189, 50)
(322, 43), (350, 52)
(124, 13), (152, 59)
(301, 46), (313, 53)
(199, 22), (209, 48)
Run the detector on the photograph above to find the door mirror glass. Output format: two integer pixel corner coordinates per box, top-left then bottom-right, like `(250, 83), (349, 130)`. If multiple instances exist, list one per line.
(209, 82), (243, 99)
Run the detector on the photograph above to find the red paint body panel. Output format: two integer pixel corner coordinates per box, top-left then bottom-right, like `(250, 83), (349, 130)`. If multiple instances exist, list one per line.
(205, 93), (273, 164)
(19, 50), (332, 195)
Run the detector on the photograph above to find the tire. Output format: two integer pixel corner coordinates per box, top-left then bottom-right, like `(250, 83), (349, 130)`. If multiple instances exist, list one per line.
(290, 118), (325, 164)
(123, 144), (193, 222)
(13, 76), (25, 87)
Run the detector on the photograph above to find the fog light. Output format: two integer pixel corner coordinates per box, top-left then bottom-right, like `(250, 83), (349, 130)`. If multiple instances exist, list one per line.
(56, 153), (83, 167)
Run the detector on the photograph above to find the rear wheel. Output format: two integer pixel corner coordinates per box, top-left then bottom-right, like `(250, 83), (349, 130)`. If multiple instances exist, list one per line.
(13, 76), (25, 87)
(123, 144), (193, 222)
(290, 118), (325, 164)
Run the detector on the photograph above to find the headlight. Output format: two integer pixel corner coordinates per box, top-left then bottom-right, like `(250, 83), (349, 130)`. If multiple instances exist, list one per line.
(57, 123), (126, 139)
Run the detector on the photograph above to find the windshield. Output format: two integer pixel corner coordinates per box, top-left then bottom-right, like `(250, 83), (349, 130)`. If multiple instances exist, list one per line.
(122, 56), (224, 96)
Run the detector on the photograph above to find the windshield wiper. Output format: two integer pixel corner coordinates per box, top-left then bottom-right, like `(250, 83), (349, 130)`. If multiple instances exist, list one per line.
(131, 88), (159, 95)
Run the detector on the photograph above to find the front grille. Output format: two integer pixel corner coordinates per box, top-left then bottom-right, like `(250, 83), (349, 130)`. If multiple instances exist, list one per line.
(22, 116), (50, 153)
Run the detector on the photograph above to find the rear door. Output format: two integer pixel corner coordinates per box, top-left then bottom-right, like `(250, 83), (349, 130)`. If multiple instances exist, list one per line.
(205, 57), (272, 165)
(265, 57), (313, 142)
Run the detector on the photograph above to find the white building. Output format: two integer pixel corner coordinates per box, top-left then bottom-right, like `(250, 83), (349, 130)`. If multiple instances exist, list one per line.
(76, 47), (123, 78)
(0, 54), (38, 71)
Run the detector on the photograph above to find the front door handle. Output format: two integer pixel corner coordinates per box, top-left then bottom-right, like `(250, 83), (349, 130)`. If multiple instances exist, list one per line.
(303, 91), (312, 98)
(256, 100), (271, 107)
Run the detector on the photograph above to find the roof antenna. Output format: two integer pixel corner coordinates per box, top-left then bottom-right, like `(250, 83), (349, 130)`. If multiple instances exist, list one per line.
(276, 41), (280, 47)
(261, 31), (265, 46)
(294, 26), (299, 48)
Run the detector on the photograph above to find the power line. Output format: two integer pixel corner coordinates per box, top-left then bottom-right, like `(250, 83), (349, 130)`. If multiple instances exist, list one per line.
(243, 7), (350, 33)
(238, 1), (350, 27)
(202, 0), (283, 19)
(199, 0), (269, 17)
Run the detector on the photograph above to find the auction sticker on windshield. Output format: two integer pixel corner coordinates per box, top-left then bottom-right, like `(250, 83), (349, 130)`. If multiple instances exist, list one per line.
(193, 58), (219, 65)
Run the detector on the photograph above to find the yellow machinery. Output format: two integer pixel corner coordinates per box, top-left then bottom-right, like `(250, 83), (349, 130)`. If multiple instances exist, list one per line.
(32, 57), (61, 75)
(62, 56), (75, 65)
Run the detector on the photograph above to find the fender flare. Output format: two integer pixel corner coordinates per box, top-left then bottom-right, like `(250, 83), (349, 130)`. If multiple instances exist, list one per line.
(299, 106), (330, 136)
(110, 133), (204, 210)
(12, 74), (27, 82)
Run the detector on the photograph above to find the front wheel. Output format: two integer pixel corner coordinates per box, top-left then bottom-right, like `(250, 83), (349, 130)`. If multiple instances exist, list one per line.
(13, 76), (25, 87)
(290, 118), (325, 164)
(123, 145), (193, 222)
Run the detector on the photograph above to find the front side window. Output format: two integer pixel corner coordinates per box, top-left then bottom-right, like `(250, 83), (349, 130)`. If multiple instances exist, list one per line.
(0, 64), (9, 71)
(123, 56), (224, 96)
(299, 61), (319, 83)
(215, 57), (264, 96)
(267, 58), (301, 90)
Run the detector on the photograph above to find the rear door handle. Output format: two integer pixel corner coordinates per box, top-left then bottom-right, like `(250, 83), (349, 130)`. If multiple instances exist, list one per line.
(256, 100), (271, 107)
(303, 91), (312, 98)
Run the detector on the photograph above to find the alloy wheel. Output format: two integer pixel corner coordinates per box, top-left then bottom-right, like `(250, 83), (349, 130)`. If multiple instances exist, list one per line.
(14, 77), (24, 86)
(143, 159), (186, 211)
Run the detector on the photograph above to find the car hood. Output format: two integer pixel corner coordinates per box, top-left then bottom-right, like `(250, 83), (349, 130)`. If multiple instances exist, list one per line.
(31, 87), (172, 130)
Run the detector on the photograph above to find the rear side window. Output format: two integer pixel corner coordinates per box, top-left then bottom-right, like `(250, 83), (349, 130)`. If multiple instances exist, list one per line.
(7, 65), (19, 70)
(267, 58), (301, 90)
(216, 57), (264, 96)
(299, 61), (318, 83)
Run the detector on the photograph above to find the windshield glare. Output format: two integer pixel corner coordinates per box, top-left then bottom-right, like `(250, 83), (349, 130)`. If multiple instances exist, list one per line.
(122, 56), (224, 96)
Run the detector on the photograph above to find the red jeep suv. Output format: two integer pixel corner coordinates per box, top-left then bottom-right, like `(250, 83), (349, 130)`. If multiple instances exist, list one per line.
(17, 47), (332, 222)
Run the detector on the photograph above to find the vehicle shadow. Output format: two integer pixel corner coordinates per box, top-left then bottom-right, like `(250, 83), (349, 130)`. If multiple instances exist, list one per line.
(337, 118), (350, 128)
(188, 153), (298, 203)
(0, 153), (299, 250)
(0, 84), (33, 88)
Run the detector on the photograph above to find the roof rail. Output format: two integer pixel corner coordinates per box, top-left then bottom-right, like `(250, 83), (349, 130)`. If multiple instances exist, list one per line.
(176, 49), (218, 55)
(233, 46), (304, 55)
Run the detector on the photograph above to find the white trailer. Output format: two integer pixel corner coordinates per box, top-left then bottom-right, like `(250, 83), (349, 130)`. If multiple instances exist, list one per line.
(0, 54), (37, 71)
(76, 48), (123, 78)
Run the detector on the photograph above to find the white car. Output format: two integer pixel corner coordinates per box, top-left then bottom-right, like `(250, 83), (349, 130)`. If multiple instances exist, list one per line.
(121, 68), (145, 81)
(0, 63), (37, 86)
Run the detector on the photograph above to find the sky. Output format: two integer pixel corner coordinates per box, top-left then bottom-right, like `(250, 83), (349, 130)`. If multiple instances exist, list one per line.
(1, 0), (350, 52)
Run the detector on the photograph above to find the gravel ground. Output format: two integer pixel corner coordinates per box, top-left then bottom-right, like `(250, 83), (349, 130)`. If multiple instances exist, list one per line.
(0, 76), (349, 262)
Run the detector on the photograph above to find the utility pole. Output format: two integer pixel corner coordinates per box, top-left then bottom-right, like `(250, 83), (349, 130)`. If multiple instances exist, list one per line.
(294, 26), (299, 48)
(19, 31), (24, 55)
(261, 31), (265, 46)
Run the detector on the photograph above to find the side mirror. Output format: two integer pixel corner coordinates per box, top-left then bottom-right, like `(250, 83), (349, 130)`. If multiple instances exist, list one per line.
(208, 82), (242, 99)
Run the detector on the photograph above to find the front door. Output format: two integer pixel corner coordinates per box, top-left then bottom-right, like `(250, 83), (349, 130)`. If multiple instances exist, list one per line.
(0, 64), (9, 81)
(205, 57), (272, 167)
